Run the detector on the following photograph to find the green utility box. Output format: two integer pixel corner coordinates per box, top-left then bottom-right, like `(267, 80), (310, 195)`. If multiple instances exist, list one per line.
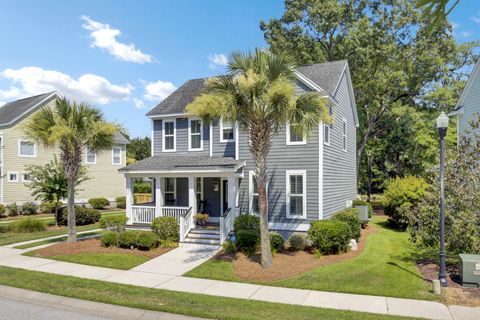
(459, 254), (480, 288)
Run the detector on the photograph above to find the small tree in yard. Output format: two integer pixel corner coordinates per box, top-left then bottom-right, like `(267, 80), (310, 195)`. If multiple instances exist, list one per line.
(186, 49), (329, 268)
(24, 98), (117, 243)
(406, 114), (480, 255)
(27, 155), (87, 227)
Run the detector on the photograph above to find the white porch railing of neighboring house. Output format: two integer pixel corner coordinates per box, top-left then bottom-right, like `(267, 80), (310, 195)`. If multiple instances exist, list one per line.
(131, 205), (156, 224)
(220, 206), (240, 244)
(179, 207), (194, 242)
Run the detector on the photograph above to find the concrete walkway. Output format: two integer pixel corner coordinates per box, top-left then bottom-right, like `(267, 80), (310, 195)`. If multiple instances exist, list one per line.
(0, 242), (478, 320)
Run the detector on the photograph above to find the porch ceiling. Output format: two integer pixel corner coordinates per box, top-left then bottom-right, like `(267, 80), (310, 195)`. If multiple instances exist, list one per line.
(119, 155), (245, 174)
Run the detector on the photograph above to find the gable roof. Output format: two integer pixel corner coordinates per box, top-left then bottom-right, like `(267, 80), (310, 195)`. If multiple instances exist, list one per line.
(453, 58), (480, 115)
(146, 60), (354, 118)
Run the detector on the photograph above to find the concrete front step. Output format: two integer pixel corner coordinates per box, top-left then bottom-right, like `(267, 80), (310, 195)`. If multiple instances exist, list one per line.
(187, 233), (220, 240)
(178, 242), (221, 249)
(189, 229), (220, 236)
(182, 238), (220, 245)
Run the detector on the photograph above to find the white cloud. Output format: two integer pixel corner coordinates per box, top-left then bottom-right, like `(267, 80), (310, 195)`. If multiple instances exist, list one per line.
(133, 98), (145, 109)
(208, 53), (228, 69)
(471, 14), (480, 24)
(461, 31), (472, 37)
(81, 15), (153, 64)
(143, 80), (176, 101)
(1, 66), (133, 105)
(450, 22), (460, 30)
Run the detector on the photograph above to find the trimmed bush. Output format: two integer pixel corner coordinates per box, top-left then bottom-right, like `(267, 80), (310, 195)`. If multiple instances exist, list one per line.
(383, 176), (429, 229)
(115, 196), (126, 209)
(21, 202), (38, 215)
(332, 208), (361, 241)
(233, 214), (260, 234)
(118, 231), (139, 248)
(288, 232), (307, 251)
(136, 231), (158, 250)
(101, 232), (118, 247)
(269, 231), (284, 253)
(352, 199), (373, 217)
(159, 240), (178, 248)
(88, 197), (110, 210)
(236, 229), (259, 256)
(222, 240), (237, 255)
(14, 218), (47, 233)
(6, 203), (18, 216)
(0, 204), (6, 215)
(58, 206), (101, 226)
(151, 216), (179, 242)
(134, 182), (152, 193)
(308, 220), (350, 254)
(100, 215), (127, 232)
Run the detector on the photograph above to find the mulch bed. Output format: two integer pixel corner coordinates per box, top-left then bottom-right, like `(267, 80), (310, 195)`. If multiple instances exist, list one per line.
(215, 223), (378, 282)
(31, 239), (173, 259)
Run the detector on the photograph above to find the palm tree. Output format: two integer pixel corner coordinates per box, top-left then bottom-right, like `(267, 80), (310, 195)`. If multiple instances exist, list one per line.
(24, 97), (117, 242)
(186, 49), (329, 268)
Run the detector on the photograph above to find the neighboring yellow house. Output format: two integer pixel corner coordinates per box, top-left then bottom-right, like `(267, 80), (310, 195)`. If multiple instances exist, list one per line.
(0, 92), (129, 204)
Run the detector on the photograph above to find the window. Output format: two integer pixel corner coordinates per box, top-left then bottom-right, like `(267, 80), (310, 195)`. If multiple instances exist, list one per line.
(189, 119), (203, 151)
(7, 171), (18, 182)
(324, 124), (331, 145)
(164, 178), (176, 205)
(112, 147), (122, 165)
(195, 177), (203, 204)
(85, 148), (96, 164)
(286, 170), (307, 218)
(286, 122), (306, 145)
(19, 140), (36, 157)
(22, 172), (32, 182)
(249, 171), (259, 215)
(162, 119), (176, 152)
(220, 119), (234, 142)
(342, 118), (347, 151)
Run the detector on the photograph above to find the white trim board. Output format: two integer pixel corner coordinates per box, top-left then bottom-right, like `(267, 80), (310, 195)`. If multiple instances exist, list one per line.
(286, 169), (307, 219)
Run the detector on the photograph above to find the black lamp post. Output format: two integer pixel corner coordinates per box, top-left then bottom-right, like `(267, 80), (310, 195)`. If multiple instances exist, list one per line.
(436, 111), (449, 287)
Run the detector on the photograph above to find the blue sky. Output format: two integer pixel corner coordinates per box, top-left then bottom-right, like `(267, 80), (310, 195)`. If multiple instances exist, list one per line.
(0, 0), (478, 138)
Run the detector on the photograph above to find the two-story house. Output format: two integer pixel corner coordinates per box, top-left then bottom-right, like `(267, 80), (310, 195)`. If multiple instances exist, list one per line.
(0, 91), (129, 204)
(120, 60), (358, 245)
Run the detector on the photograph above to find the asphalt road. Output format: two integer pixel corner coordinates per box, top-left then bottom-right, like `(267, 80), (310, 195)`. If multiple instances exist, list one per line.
(0, 296), (115, 320)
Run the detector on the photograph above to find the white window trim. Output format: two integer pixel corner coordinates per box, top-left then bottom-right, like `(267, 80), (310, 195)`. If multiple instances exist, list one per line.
(7, 171), (18, 183)
(188, 118), (204, 151)
(286, 169), (307, 219)
(342, 117), (347, 152)
(85, 147), (97, 164)
(286, 121), (307, 145)
(22, 172), (32, 183)
(323, 124), (331, 146)
(248, 170), (268, 216)
(195, 177), (203, 201)
(219, 118), (235, 143)
(18, 139), (36, 158)
(162, 118), (176, 152)
(112, 146), (122, 165)
(164, 177), (176, 204)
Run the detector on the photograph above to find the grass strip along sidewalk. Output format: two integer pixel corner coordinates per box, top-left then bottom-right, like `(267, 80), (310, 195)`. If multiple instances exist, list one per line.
(0, 266), (419, 320)
(14, 231), (103, 249)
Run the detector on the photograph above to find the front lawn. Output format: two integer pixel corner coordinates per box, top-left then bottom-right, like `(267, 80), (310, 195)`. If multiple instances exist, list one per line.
(0, 266), (419, 320)
(185, 216), (436, 301)
(13, 231), (104, 249)
(40, 252), (149, 270)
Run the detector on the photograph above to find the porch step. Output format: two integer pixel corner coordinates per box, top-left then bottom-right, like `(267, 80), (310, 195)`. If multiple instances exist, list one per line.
(182, 238), (220, 245)
(187, 233), (220, 240)
(189, 228), (220, 236)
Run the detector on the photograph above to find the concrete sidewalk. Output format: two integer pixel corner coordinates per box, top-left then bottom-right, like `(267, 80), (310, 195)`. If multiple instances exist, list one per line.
(0, 243), (478, 320)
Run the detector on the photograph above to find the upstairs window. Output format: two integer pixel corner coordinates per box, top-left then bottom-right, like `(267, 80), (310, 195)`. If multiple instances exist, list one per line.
(85, 148), (96, 164)
(22, 172), (32, 182)
(286, 122), (306, 145)
(189, 119), (203, 151)
(342, 118), (347, 151)
(112, 147), (122, 165)
(19, 140), (36, 157)
(163, 120), (176, 152)
(286, 170), (307, 219)
(8, 171), (18, 182)
(220, 119), (234, 142)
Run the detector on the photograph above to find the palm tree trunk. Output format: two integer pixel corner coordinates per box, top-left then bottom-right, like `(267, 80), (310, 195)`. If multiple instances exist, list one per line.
(256, 155), (273, 268)
(67, 180), (76, 243)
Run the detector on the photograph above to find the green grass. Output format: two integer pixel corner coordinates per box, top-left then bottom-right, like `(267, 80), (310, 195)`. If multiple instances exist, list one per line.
(13, 231), (103, 249)
(0, 266), (419, 320)
(185, 216), (436, 301)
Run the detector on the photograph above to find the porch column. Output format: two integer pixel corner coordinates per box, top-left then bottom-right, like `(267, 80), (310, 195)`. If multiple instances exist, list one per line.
(227, 176), (236, 210)
(188, 176), (196, 215)
(155, 177), (163, 217)
(126, 176), (133, 224)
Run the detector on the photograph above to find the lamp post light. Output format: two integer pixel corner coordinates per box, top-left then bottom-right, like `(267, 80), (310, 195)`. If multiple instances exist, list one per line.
(436, 111), (449, 287)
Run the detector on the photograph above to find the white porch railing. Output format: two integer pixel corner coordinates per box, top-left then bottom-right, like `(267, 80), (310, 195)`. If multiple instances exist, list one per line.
(162, 206), (191, 223)
(130, 205), (192, 225)
(131, 205), (156, 224)
(220, 206), (240, 244)
(179, 207), (194, 242)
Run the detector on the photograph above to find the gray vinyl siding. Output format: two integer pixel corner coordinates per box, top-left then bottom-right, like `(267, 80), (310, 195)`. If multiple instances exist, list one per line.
(323, 72), (357, 218)
(458, 69), (480, 136)
(211, 120), (235, 157)
(152, 118), (210, 156)
(203, 177), (221, 218)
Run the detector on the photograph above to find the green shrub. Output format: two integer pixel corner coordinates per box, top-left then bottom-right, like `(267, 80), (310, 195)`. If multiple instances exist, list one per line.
(222, 240), (237, 255)
(233, 214), (260, 234)
(352, 199), (373, 217)
(101, 232), (118, 247)
(21, 202), (38, 215)
(236, 229), (259, 256)
(14, 218), (47, 233)
(383, 176), (429, 229)
(115, 196), (126, 209)
(134, 182), (152, 193)
(269, 232), (284, 253)
(159, 240), (178, 248)
(332, 208), (361, 241)
(58, 206), (101, 226)
(88, 197), (110, 210)
(118, 231), (139, 248)
(151, 216), (179, 242)
(288, 232), (307, 251)
(100, 215), (127, 232)
(136, 231), (158, 250)
(39, 201), (63, 214)
(0, 204), (6, 215)
(6, 203), (18, 216)
(308, 220), (350, 254)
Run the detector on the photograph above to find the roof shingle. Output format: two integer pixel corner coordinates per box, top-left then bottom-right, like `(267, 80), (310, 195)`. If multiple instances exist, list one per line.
(0, 92), (57, 126)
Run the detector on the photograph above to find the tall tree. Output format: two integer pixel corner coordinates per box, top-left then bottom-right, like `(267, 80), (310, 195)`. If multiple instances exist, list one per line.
(27, 155), (88, 227)
(186, 49), (329, 268)
(127, 137), (151, 164)
(24, 98), (117, 242)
